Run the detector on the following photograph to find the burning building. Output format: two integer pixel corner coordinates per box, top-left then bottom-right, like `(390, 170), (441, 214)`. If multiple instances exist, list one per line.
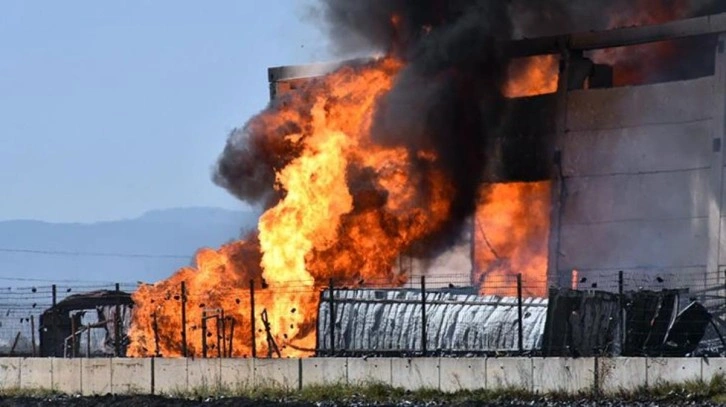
(127, 2), (726, 359)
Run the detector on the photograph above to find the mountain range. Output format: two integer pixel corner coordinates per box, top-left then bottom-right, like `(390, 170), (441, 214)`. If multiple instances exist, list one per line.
(0, 207), (259, 285)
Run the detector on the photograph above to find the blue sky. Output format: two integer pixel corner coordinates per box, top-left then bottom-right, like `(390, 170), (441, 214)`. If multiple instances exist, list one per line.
(0, 1), (333, 222)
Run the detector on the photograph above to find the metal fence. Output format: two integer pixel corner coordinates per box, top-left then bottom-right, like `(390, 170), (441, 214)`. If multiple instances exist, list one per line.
(0, 282), (136, 356)
(0, 268), (723, 358)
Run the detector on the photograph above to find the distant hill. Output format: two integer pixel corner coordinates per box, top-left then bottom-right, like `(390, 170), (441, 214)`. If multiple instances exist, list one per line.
(0, 207), (259, 284)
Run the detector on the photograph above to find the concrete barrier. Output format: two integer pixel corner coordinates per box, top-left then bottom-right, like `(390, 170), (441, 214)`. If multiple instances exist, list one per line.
(647, 357), (702, 386)
(52, 358), (81, 394)
(487, 358), (533, 391)
(598, 357), (647, 393)
(439, 357), (486, 392)
(347, 358), (392, 385)
(391, 358), (440, 390)
(19, 358), (52, 390)
(0, 358), (20, 390)
(0, 356), (720, 396)
(153, 358), (187, 395)
(703, 358), (726, 383)
(112, 358), (151, 394)
(220, 358), (253, 390)
(533, 358), (594, 393)
(253, 358), (299, 389)
(188, 358), (221, 391)
(81, 358), (112, 395)
(301, 358), (347, 387)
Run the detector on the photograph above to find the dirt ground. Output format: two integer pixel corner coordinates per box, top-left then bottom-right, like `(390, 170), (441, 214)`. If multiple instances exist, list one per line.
(0, 395), (724, 407)
(0, 396), (312, 407)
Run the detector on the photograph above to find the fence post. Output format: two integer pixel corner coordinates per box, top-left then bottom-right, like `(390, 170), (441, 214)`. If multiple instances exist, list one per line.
(153, 311), (160, 357)
(421, 276), (427, 356)
(86, 324), (91, 357)
(216, 314), (222, 359)
(202, 311), (208, 358)
(250, 279), (256, 358)
(329, 278), (335, 356)
(228, 319), (235, 357)
(618, 270), (625, 354)
(220, 310), (226, 359)
(71, 315), (77, 358)
(329, 278), (336, 356)
(115, 283), (121, 357)
(30, 315), (36, 357)
(181, 281), (188, 358)
(52, 284), (57, 357)
(517, 274), (524, 353)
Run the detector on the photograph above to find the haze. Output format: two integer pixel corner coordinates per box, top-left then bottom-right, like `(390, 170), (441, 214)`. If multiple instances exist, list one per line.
(0, 0), (330, 223)
(0, 1), (331, 283)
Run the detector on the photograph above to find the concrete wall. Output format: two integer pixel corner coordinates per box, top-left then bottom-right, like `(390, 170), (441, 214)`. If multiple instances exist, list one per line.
(555, 76), (717, 290)
(3, 357), (725, 395)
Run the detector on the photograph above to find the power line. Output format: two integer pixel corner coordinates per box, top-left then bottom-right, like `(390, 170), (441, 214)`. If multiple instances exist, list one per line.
(0, 276), (137, 285)
(0, 248), (189, 259)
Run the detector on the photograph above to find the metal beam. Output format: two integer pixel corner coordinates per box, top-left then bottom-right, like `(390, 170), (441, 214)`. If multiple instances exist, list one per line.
(508, 12), (726, 57)
(268, 58), (371, 82)
(269, 14), (726, 82)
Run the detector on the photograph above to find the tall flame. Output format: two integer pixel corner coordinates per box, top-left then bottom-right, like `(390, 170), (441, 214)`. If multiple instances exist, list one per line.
(473, 182), (551, 298)
(128, 57), (460, 358)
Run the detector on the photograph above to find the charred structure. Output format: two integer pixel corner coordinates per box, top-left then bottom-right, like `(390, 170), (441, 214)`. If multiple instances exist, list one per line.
(127, 3), (726, 359)
(40, 290), (133, 357)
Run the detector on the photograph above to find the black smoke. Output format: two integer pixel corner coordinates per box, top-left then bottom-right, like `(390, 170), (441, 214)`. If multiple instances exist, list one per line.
(318, 1), (514, 231)
(507, 0), (726, 84)
(511, 0), (725, 37)
(214, 0), (726, 240)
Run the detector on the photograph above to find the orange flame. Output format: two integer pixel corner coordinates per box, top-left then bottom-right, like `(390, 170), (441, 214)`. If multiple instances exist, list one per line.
(472, 182), (551, 298)
(128, 57), (461, 358)
(129, 21), (573, 357)
(505, 55), (559, 98)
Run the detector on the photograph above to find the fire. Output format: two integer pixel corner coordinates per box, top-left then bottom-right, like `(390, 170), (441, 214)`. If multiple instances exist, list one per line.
(129, 12), (574, 358)
(128, 57), (459, 358)
(505, 55), (559, 98)
(123, 0), (711, 360)
(593, 0), (692, 85)
(472, 182), (551, 298)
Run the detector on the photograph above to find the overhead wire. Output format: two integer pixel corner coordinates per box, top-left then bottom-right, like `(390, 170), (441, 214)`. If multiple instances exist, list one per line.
(0, 247), (189, 259)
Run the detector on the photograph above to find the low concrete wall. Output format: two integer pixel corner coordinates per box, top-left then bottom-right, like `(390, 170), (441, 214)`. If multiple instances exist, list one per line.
(82, 358), (112, 395)
(52, 358), (81, 394)
(1, 357), (723, 395)
(0, 358), (20, 390)
(112, 358), (152, 394)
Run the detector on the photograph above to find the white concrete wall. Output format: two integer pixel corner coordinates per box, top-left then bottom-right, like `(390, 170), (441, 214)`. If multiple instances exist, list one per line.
(0, 358), (20, 390)
(112, 358), (151, 394)
(557, 76), (716, 289)
(4, 356), (723, 395)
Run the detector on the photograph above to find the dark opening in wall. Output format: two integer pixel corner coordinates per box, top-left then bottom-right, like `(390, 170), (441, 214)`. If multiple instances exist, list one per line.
(485, 95), (556, 183)
(588, 34), (718, 87)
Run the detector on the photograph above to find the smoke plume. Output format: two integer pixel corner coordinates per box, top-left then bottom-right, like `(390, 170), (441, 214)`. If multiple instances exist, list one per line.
(213, 0), (726, 246)
(327, 1), (514, 229)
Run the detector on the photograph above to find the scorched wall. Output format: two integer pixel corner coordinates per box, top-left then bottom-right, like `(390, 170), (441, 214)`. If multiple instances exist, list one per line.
(552, 59), (722, 293)
(268, 32), (726, 296)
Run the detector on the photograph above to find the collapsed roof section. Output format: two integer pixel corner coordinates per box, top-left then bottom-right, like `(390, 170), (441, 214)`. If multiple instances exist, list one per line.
(317, 288), (548, 356)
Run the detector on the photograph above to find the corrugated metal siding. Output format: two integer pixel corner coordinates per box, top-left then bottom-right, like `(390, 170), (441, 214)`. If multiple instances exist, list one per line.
(317, 289), (548, 354)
